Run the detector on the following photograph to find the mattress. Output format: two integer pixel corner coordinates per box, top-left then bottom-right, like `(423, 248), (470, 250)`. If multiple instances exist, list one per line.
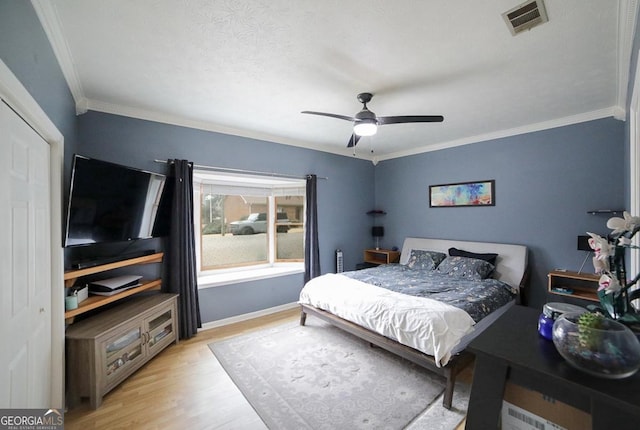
(300, 273), (483, 366)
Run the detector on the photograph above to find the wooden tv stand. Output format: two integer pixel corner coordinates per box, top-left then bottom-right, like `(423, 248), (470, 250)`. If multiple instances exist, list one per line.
(66, 293), (179, 409)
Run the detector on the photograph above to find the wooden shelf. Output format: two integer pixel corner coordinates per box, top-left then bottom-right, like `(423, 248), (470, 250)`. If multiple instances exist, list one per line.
(64, 252), (164, 323)
(64, 279), (162, 321)
(64, 252), (164, 287)
(547, 270), (600, 303)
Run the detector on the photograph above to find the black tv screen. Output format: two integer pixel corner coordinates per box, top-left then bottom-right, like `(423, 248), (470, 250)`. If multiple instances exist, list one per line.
(64, 155), (171, 247)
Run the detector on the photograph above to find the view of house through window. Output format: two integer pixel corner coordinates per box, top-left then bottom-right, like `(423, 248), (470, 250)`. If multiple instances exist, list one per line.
(275, 195), (304, 260)
(195, 171), (305, 272)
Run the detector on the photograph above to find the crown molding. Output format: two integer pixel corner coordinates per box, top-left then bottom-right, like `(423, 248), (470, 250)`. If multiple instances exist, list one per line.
(375, 107), (620, 162)
(31, 0), (87, 114)
(86, 96), (618, 164)
(616, 0), (639, 118)
(84, 98), (376, 162)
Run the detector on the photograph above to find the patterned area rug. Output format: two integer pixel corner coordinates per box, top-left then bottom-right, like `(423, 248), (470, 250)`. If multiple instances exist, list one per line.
(209, 318), (468, 429)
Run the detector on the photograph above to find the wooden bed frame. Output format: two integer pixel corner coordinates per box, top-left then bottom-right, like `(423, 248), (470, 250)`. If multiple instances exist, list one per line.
(299, 237), (529, 410)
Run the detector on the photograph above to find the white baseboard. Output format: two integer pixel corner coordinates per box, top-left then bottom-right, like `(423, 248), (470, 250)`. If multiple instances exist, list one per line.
(199, 302), (300, 331)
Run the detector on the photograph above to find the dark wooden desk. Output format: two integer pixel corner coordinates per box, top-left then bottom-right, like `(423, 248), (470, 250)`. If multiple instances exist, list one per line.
(466, 305), (640, 430)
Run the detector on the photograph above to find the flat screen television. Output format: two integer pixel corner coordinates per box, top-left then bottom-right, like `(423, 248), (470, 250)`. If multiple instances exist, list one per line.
(64, 155), (172, 247)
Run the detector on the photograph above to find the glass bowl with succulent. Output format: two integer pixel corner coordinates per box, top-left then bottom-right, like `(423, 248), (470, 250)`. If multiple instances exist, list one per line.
(552, 311), (640, 378)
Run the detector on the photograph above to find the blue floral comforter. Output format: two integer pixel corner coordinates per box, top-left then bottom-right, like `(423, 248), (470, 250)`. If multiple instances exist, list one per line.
(342, 264), (517, 322)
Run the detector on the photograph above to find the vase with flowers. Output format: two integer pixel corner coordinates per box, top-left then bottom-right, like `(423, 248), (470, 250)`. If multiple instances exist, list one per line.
(587, 211), (640, 323)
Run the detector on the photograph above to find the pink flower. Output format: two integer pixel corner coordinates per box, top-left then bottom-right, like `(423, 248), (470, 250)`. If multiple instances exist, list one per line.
(587, 232), (613, 260)
(598, 273), (622, 294)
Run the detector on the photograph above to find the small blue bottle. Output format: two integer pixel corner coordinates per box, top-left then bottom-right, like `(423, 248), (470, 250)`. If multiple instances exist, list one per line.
(538, 302), (585, 340)
(538, 309), (555, 340)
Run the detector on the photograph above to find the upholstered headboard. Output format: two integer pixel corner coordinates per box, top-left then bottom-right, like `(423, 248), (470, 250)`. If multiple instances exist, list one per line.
(399, 237), (528, 289)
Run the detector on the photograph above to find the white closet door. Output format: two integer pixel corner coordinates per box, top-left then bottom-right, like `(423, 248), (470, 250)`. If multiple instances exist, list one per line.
(0, 100), (52, 407)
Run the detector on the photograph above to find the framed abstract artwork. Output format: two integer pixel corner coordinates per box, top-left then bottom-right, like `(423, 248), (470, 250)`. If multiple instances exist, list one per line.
(429, 180), (495, 207)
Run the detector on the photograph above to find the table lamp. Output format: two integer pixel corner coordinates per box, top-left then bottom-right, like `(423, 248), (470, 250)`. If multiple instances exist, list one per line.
(372, 226), (384, 250)
(577, 235), (592, 273)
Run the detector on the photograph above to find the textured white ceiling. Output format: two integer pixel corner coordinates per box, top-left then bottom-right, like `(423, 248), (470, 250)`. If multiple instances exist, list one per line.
(36, 0), (634, 161)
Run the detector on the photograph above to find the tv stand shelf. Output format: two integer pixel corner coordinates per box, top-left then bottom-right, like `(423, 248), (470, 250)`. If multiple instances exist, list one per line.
(64, 252), (164, 323)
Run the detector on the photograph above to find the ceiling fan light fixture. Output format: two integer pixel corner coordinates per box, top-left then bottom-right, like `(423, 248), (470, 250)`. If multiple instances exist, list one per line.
(302, 92), (443, 147)
(354, 120), (377, 136)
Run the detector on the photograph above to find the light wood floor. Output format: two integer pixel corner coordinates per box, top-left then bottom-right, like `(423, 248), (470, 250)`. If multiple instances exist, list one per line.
(64, 307), (467, 429)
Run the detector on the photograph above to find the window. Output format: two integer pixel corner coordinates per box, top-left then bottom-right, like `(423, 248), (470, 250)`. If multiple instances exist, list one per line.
(193, 170), (305, 284)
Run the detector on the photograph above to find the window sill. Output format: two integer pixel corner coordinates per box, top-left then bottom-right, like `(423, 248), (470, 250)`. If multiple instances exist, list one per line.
(198, 263), (304, 289)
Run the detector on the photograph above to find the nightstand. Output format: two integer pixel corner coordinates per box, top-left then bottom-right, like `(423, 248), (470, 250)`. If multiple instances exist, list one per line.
(547, 270), (599, 306)
(363, 249), (400, 266)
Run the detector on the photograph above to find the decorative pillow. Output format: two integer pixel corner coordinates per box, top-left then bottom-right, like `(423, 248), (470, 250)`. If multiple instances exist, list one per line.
(405, 249), (447, 271)
(436, 256), (495, 280)
(448, 247), (498, 266)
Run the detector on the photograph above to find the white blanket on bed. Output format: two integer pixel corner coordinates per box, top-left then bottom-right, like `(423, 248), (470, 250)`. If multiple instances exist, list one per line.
(299, 273), (476, 366)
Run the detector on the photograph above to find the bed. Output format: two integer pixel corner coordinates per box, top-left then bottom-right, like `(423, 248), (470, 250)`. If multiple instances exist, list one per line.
(298, 237), (528, 409)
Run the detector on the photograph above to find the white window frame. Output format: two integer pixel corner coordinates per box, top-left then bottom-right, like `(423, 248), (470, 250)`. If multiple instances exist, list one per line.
(193, 170), (305, 289)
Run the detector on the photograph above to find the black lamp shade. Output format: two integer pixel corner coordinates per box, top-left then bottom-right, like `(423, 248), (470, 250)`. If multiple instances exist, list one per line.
(372, 226), (384, 237)
(577, 235), (591, 251)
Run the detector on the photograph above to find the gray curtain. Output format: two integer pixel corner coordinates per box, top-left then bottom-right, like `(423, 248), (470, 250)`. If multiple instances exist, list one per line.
(304, 174), (320, 284)
(166, 159), (201, 339)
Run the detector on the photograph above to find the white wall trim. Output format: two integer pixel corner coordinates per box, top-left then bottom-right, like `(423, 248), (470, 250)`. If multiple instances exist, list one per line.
(617, 0), (640, 117)
(376, 107), (620, 161)
(0, 59), (65, 409)
(84, 97), (377, 161)
(199, 302), (299, 331)
(629, 52), (640, 292)
(31, 0), (87, 114)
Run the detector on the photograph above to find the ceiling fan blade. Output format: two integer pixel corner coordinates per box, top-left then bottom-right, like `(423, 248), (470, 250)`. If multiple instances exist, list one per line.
(301, 111), (355, 122)
(377, 115), (444, 125)
(346, 133), (361, 148)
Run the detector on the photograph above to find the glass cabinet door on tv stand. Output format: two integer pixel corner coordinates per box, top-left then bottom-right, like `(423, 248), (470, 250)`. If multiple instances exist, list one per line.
(103, 322), (145, 390)
(145, 307), (176, 357)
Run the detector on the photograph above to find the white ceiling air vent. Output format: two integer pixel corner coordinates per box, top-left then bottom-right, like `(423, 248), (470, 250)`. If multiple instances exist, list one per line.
(502, 0), (549, 36)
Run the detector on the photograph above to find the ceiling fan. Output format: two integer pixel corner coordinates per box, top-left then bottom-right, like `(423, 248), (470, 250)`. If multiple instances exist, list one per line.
(301, 92), (444, 148)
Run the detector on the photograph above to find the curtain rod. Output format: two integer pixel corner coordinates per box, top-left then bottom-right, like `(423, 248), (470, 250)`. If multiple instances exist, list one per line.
(154, 159), (327, 180)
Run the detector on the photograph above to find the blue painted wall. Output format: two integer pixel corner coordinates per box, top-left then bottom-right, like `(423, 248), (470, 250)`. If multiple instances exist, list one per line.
(75, 111), (375, 320)
(0, 0), (79, 174)
(374, 118), (625, 308)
